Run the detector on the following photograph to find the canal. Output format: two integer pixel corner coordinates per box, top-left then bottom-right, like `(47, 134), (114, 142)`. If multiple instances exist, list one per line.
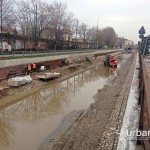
(0, 62), (122, 150)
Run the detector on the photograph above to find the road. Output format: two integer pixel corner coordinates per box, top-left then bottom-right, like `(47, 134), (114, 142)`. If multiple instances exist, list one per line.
(0, 49), (121, 58)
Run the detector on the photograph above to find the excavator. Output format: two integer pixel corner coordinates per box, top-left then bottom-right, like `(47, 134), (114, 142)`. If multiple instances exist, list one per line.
(104, 54), (118, 68)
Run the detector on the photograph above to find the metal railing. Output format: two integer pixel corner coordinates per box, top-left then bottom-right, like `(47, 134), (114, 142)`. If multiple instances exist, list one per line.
(138, 54), (150, 149)
(0, 49), (97, 58)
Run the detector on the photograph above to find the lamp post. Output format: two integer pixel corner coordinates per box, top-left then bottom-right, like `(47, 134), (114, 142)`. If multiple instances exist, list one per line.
(1, 0), (3, 52)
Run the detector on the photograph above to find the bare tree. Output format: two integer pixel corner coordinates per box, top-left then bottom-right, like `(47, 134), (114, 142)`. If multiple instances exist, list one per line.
(115, 37), (124, 48)
(86, 27), (99, 48)
(78, 23), (88, 42)
(15, 0), (49, 36)
(97, 29), (105, 48)
(0, 0), (16, 27)
(31, 0), (50, 37)
(15, 0), (34, 36)
(101, 27), (117, 48)
(86, 26), (117, 49)
(46, 1), (75, 49)
(14, 0), (118, 50)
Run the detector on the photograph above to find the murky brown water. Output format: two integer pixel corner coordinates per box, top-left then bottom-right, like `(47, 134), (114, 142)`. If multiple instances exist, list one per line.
(0, 63), (120, 150)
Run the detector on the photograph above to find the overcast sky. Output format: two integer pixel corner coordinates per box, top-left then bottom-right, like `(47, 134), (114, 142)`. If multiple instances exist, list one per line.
(43, 0), (150, 44)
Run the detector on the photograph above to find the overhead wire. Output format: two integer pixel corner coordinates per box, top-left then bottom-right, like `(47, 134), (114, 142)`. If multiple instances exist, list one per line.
(78, 19), (150, 24)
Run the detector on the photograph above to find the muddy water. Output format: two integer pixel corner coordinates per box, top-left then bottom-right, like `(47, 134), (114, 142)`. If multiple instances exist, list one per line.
(0, 64), (118, 150)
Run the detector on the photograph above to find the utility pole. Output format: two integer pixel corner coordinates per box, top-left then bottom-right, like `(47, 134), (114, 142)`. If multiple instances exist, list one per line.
(35, 3), (38, 50)
(1, 0), (3, 51)
(96, 18), (99, 49)
(24, 27), (26, 50)
(75, 19), (78, 50)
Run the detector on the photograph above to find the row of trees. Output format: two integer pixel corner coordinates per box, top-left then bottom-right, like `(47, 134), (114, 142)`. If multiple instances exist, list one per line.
(1, 0), (122, 48)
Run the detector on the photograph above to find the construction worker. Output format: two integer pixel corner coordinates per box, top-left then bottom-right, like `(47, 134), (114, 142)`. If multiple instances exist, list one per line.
(39, 66), (45, 75)
(32, 63), (36, 74)
(27, 64), (31, 75)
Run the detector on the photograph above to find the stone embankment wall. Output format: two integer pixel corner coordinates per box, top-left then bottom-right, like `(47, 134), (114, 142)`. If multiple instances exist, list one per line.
(0, 50), (121, 81)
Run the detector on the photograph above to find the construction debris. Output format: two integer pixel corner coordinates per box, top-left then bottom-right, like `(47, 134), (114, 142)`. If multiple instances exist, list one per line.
(8, 75), (32, 87)
(36, 72), (61, 81)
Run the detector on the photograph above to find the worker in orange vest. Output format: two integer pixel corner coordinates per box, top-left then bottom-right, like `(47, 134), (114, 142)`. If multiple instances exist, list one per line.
(32, 63), (36, 74)
(27, 64), (31, 75)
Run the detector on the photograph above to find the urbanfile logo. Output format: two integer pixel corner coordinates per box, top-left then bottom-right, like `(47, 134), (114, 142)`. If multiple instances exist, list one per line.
(109, 128), (150, 141)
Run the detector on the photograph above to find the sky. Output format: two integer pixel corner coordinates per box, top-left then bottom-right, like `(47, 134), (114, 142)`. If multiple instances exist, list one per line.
(43, 0), (150, 44)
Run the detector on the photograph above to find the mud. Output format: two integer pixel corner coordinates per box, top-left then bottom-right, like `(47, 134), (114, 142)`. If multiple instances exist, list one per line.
(40, 52), (136, 150)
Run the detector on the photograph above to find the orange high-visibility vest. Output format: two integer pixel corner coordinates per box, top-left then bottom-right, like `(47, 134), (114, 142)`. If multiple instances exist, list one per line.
(33, 63), (36, 69)
(28, 65), (31, 71)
